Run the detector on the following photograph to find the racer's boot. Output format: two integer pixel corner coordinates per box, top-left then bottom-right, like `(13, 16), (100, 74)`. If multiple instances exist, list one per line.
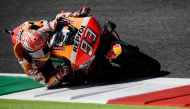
(45, 75), (60, 89)
(45, 65), (73, 89)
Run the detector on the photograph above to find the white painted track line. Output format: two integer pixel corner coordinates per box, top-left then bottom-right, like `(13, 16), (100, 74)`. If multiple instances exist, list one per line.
(0, 73), (26, 77)
(0, 73), (190, 104)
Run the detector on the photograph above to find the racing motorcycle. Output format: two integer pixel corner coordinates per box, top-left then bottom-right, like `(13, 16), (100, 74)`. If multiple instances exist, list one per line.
(5, 16), (161, 82)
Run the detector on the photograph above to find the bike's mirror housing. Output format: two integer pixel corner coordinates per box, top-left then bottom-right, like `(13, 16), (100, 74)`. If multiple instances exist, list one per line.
(105, 20), (116, 33)
(5, 29), (14, 35)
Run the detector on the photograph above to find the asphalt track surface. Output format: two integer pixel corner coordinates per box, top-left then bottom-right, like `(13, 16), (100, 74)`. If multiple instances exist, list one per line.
(0, 0), (190, 78)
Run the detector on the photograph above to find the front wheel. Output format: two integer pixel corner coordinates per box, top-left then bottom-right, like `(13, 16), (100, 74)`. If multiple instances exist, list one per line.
(113, 44), (161, 76)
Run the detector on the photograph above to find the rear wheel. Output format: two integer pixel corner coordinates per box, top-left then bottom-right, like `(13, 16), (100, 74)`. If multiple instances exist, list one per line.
(113, 44), (161, 76)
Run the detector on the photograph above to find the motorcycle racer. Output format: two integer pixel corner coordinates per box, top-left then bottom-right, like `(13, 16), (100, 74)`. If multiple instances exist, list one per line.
(14, 7), (90, 89)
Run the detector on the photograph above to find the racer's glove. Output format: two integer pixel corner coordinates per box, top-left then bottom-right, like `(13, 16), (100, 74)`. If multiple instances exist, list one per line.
(59, 7), (91, 17)
(77, 6), (90, 17)
(56, 12), (72, 19)
(50, 11), (73, 31)
(28, 70), (45, 84)
(19, 60), (46, 84)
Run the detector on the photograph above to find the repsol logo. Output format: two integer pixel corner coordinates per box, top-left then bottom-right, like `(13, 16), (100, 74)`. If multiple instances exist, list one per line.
(73, 25), (86, 52)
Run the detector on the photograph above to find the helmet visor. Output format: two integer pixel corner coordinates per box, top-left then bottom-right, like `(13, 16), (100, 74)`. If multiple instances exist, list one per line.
(29, 45), (50, 59)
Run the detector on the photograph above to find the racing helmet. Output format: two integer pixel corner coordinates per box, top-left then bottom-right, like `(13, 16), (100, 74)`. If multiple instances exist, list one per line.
(21, 30), (50, 61)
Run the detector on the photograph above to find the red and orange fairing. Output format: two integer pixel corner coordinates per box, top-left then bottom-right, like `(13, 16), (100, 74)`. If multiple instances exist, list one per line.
(51, 17), (102, 69)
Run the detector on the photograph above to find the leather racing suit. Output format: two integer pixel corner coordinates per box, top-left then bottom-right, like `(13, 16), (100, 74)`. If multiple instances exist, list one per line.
(14, 7), (90, 89)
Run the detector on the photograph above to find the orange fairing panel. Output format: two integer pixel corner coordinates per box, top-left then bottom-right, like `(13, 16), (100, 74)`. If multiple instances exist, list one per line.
(22, 21), (44, 31)
(66, 17), (84, 29)
(51, 45), (73, 59)
(51, 45), (79, 70)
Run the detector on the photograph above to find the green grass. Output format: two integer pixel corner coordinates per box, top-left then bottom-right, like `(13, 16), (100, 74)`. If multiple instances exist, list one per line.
(0, 99), (187, 109)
